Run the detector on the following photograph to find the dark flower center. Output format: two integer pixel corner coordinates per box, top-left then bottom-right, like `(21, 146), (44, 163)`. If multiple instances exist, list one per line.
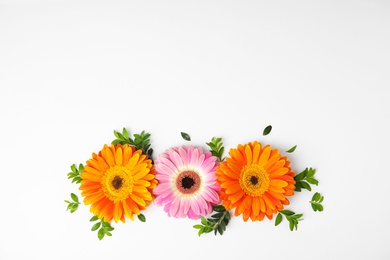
(181, 176), (195, 189)
(112, 176), (124, 190)
(250, 175), (259, 185)
(175, 170), (201, 195)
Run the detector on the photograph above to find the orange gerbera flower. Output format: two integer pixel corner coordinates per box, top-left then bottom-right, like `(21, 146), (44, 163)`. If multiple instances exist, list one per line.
(79, 144), (157, 223)
(216, 141), (295, 221)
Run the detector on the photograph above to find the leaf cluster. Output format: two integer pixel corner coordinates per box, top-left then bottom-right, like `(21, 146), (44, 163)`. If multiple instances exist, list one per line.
(275, 210), (303, 231)
(112, 128), (153, 157)
(294, 167), (318, 192)
(64, 193), (80, 213)
(310, 192), (324, 212)
(90, 216), (114, 240)
(67, 164), (84, 184)
(193, 205), (231, 236)
(206, 137), (225, 162)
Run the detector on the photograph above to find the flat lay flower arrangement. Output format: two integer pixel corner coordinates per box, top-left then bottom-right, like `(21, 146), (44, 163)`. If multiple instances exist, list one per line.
(65, 126), (324, 239)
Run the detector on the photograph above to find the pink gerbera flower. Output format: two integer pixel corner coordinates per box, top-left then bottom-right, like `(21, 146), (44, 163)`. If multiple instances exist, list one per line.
(153, 146), (220, 219)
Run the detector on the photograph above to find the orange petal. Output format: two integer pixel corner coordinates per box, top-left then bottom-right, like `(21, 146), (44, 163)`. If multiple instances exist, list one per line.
(113, 202), (123, 223)
(125, 153), (140, 170)
(259, 146), (271, 167)
(226, 184), (242, 194)
(252, 197), (260, 216)
(125, 197), (140, 215)
(102, 145), (115, 167)
(245, 145), (252, 165)
(115, 146), (123, 166)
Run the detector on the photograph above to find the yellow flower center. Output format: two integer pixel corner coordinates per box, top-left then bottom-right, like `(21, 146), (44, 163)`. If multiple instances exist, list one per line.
(101, 166), (134, 202)
(239, 164), (270, 197)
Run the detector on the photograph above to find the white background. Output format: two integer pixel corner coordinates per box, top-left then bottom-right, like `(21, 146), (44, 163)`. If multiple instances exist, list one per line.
(1, 0), (389, 259)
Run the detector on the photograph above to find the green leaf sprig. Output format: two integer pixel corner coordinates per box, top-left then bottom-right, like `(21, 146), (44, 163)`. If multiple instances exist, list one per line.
(206, 137), (225, 162)
(112, 128), (153, 157)
(67, 164), (84, 184)
(90, 216), (114, 240)
(310, 192), (325, 212)
(193, 205), (231, 236)
(64, 193), (80, 213)
(275, 210), (303, 231)
(181, 132), (191, 141)
(294, 167), (318, 192)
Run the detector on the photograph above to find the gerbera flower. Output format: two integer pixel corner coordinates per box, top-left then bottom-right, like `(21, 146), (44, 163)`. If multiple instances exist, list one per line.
(216, 141), (295, 221)
(153, 146), (220, 219)
(79, 144), (157, 223)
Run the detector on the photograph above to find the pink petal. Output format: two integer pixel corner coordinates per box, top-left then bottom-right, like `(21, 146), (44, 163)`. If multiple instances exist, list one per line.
(168, 195), (181, 217)
(200, 188), (220, 203)
(178, 147), (188, 166)
(190, 198), (201, 216)
(160, 157), (178, 173)
(190, 148), (199, 166)
(153, 183), (171, 195)
(172, 150), (184, 169)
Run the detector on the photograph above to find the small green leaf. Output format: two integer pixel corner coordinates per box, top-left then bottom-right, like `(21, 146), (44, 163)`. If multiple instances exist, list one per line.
(181, 132), (191, 141)
(301, 181), (312, 191)
(70, 204), (78, 213)
(90, 216), (99, 222)
(201, 216), (208, 225)
(122, 128), (129, 139)
(91, 222), (101, 231)
(312, 192), (321, 201)
(97, 228), (105, 240)
(263, 125), (272, 136)
(286, 145), (297, 153)
(70, 164), (77, 173)
(70, 193), (79, 203)
(193, 224), (203, 229)
(280, 210), (295, 216)
(198, 227), (204, 236)
(137, 214), (146, 222)
(275, 213), (283, 226)
(104, 226), (114, 231)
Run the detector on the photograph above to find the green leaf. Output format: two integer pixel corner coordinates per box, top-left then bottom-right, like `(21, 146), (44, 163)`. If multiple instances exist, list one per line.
(181, 132), (191, 141)
(294, 169), (307, 181)
(193, 224), (203, 229)
(289, 220), (295, 231)
(90, 216), (99, 222)
(201, 216), (208, 225)
(137, 214), (146, 222)
(91, 222), (101, 231)
(70, 193), (79, 203)
(280, 210), (295, 216)
(311, 203), (318, 211)
(71, 164), (77, 173)
(198, 227), (204, 236)
(104, 226), (114, 231)
(263, 125), (272, 136)
(312, 192), (321, 201)
(286, 145), (297, 153)
(70, 203), (78, 213)
(122, 128), (129, 139)
(275, 213), (283, 226)
(97, 228), (105, 240)
(301, 181), (312, 191)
